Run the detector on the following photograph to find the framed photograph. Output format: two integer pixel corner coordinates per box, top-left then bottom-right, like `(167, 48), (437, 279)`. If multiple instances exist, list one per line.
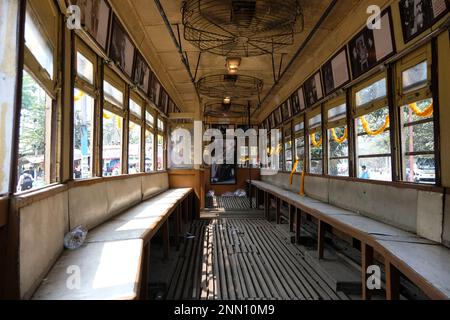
(322, 47), (351, 96)
(298, 87), (306, 111)
(304, 72), (324, 108)
(70, 0), (110, 50)
(271, 113), (276, 129)
(133, 51), (150, 93)
(151, 76), (161, 106)
(168, 99), (176, 114)
(274, 107), (283, 126)
(282, 101), (292, 121)
(160, 90), (169, 114)
(348, 9), (395, 79)
(210, 164), (236, 185)
(291, 93), (300, 116)
(399, 0), (450, 43)
(266, 117), (272, 130)
(109, 16), (135, 78)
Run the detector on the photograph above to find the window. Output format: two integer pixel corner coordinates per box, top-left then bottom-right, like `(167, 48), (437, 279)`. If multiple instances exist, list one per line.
(73, 89), (94, 179)
(295, 136), (305, 172)
(355, 107), (391, 181)
(17, 71), (53, 193)
(102, 110), (123, 176)
(76, 52), (94, 84)
(25, 9), (53, 79)
(355, 78), (387, 108)
(157, 134), (164, 171)
(284, 124), (292, 172)
(327, 102), (349, 177)
(145, 130), (154, 172)
(308, 111), (323, 175)
(146, 111), (154, 127)
(104, 81), (123, 108)
(129, 99), (142, 118)
(128, 121), (141, 174)
(157, 118), (164, 131)
(400, 98), (435, 184)
(398, 55), (435, 184)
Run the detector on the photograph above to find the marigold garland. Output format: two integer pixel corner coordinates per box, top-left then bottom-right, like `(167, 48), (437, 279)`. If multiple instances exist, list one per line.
(408, 102), (433, 118)
(361, 115), (390, 136)
(311, 133), (323, 148)
(289, 159), (299, 185)
(331, 127), (348, 144)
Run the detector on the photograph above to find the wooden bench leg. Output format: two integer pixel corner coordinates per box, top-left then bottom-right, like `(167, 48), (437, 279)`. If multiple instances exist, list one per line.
(295, 208), (302, 244)
(385, 261), (400, 300)
(183, 198), (189, 224)
(255, 188), (260, 209)
(361, 243), (374, 300)
(289, 204), (295, 232)
(276, 198), (281, 224)
(264, 192), (269, 220)
(173, 207), (180, 249)
(162, 220), (170, 259)
(140, 243), (150, 300)
(318, 220), (326, 259)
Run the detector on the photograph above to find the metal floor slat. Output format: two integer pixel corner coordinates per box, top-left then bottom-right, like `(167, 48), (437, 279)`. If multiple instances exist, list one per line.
(165, 215), (350, 300)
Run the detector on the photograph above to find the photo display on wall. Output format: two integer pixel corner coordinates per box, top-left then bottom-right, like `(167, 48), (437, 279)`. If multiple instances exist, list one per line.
(399, 0), (450, 43)
(304, 72), (324, 108)
(291, 93), (300, 115)
(298, 87), (306, 111)
(70, 0), (110, 50)
(110, 16), (135, 78)
(348, 9), (395, 79)
(275, 107), (283, 126)
(282, 101), (292, 121)
(322, 47), (350, 95)
(133, 51), (151, 93)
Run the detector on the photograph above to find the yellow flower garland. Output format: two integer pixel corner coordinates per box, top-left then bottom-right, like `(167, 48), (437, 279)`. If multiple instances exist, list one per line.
(311, 133), (323, 148)
(408, 102), (433, 118)
(331, 127), (348, 144)
(74, 91), (84, 102)
(361, 115), (390, 136)
(289, 159), (299, 185)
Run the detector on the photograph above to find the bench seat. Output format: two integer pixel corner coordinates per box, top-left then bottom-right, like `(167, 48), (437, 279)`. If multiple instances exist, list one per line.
(86, 188), (192, 243)
(250, 180), (450, 299)
(31, 187), (193, 300)
(32, 239), (143, 300)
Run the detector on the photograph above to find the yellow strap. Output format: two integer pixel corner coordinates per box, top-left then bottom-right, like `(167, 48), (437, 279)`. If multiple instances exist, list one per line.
(299, 167), (305, 197)
(290, 159), (299, 185)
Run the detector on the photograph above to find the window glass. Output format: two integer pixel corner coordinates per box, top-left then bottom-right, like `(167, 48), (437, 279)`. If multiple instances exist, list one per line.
(355, 78), (387, 107)
(295, 136), (305, 172)
(309, 131), (323, 174)
(158, 119), (165, 131)
(103, 81), (123, 107)
(102, 110), (123, 176)
(402, 61), (427, 92)
(308, 114), (322, 129)
(145, 130), (154, 172)
(157, 134), (164, 171)
(356, 107), (391, 181)
(17, 71), (52, 193)
(76, 52), (94, 84)
(128, 121), (141, 174)
(146, 111), (154, 127)
(129, 99), (142, 118)
(328, 126), (349, 177)
(401, 98), (435, 184)
(294, 122), (304, 133)
(285, 140), (292, 172)
(25, 10), (53, 79)
(73, 89), (94, 179)
(328, 103), (347, 122)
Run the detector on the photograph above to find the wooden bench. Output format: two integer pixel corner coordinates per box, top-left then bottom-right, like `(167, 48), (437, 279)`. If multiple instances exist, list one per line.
(11, 172), (197, 300)
(249, 180), (450, 300)
(31, 187), (194, 300)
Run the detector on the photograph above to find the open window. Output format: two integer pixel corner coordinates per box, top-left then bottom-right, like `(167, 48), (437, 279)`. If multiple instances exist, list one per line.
(293, 116), (305, 172)
(353, 73), (392, 181)
(17, 0), (59, 193)
(284, 123), (293, 172)
(145, 109), (155, 172)
(128, 94), (144, 174)
(73, 40), (96, 180)
(396, 45), (436, 184)
(157, 117), (165, 171)
(307, 107), (323, 175)
(325, 97), (349, 177)
(102, 68), (125, 176)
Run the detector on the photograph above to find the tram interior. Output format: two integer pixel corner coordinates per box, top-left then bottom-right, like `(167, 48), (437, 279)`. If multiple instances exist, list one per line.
(0, 0), (450, 301)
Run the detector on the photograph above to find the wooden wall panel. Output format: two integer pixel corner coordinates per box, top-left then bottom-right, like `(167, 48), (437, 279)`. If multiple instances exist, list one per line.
(169, 169), (205, 211)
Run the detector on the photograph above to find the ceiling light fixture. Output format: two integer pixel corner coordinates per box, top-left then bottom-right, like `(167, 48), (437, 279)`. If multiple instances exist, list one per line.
(226, 57), (241, 74)
(223, 97), (231, 104)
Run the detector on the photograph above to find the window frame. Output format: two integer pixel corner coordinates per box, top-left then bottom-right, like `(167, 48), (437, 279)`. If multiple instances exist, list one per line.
(307, 106), (324, 175)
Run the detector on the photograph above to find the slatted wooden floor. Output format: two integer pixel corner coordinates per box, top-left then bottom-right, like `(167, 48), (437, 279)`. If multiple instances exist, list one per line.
(166, 215), (350, 300)
(205, 196), (255, 210)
